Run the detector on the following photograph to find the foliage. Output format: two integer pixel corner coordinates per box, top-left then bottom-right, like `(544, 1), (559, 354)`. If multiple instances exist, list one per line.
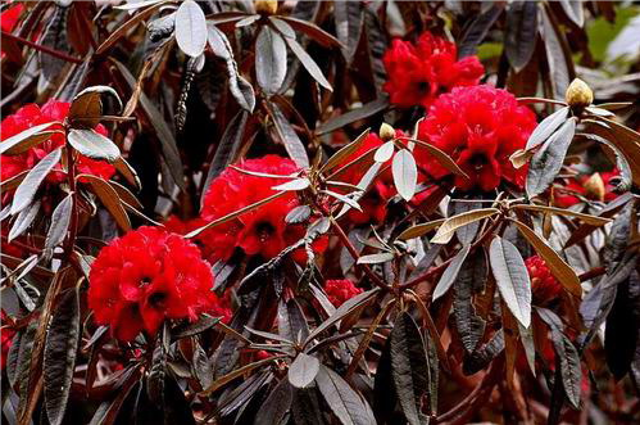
(1, 1), (640, 425)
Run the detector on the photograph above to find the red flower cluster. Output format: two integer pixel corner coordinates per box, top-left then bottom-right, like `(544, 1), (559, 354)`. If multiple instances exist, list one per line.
(201, 155), (326, 262)
(1, 101), (116, 185)
(554, 170), (620, 208)
(416, 85), (537, 191)
(1, 310), (16, 369)
(525, 256), (562, 304)
(383, 32), (484, 109)
(88, 226), (221, 342)
(325, 279), (363, 307)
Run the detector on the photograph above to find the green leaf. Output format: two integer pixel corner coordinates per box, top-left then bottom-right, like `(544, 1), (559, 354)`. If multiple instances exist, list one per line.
(175, 0), (207, 57)
(505, 0), (538, 71)
(8, 200), (41, 242)
(374, 141), (394, 163)
(489, 237), (532, 328)
(201, 110), (249, 207)
(80, 174), (131, 232)
(255, 379), (293, 425)
(284, 36), (332, 91)
(525, 106), (570, 151)
(390, 312), (429, 425)
(315, 365), (375, 425)
(334, 1), (364, 62)
(44, 193), (73, 251)
(68, 85), (122, 128)
(453, 249), (487, 353)
(433, 244), (471, 302)
(11, 147), (62, 215)
(392, 149), (417, 201)
(44, 289), (81, 425)
(288, 353), (319, 389)
(256, 26), (288, 95)
(269, 102), (309, 168)
(278, 298), (310, 343)
(67, 129), (121, 162)
(207, 24), (256, 112)
(357, 252), (394, 265)
(526, 117), (577, 198)
(0, 122), (59, 155)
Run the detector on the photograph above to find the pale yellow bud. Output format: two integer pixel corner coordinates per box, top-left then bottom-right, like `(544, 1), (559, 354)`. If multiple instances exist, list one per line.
(565, 78), (593, 109)
(255, 0), (278, 15)
(379, 123), (395, 142)
(583, 173), (606, 202)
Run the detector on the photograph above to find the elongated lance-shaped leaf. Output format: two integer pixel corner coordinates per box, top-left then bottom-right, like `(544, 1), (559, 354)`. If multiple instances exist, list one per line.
(489, 237), (532, 328)
(11, 148), (62, 215)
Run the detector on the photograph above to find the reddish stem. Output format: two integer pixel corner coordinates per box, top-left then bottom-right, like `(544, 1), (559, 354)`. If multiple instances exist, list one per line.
(1, 30), (83, 64)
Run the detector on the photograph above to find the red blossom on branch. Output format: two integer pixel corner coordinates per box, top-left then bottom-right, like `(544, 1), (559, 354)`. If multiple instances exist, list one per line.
(88, 226), (220, 342)
(416, 85), (537, 191)
(383, 32), (484, 109)
(325, 279), (363, 307)
(1, 101), (116, 186)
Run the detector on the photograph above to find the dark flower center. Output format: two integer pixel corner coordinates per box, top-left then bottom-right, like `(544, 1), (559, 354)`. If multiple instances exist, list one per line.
(256, 221), (276, 242)
(416, 81), (430, 94)
(140, 277), (152, 287)
(469, 153), (488, 171)
(148, 291), (167, 308)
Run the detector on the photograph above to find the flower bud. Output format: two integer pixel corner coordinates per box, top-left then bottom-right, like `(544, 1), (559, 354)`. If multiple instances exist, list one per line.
(583, 172), (606, 202)
(379, 123), (395, 142)
(565, 78), (593, 109)
(255, 0), (278, 15)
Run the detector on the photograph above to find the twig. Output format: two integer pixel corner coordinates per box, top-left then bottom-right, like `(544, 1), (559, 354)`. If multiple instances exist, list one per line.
(1, 30), (83, 64)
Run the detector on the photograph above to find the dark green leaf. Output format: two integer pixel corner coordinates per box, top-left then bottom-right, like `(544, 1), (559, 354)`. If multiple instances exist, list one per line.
(67, 129), (121, 162)
(524, 106), (570, 151)
(8, 200), (41, 242)
(288, 353), (319, 389)
(390, 312), (429, 425)
(278, 298), (309, 343)
(256, 26), (288, 95)
(11, 147), (62, 215)
(0, 122), (58, 155)
(44, 289), (81, 425)
(68, 85), (123, 128)
(433, 245), (471, 301)
(201, 110), (249, 207)
(44, 193), (73, 251)
(269, 102), (309, 168)
(315, 365), (375, 425)
(489, 237), (532, 328)
(281, 16), (342, 49)
(334, 1), (364, 62)
(392, 149), (417, 201)
(172, 315), (221, 339)
(254, 379), (293, 425)
(454, 249), (487, 353)
(505, 0), (539, 71)
(458, 4), (504, 57)
(284, 36), (332, 91)
(526, 117), (577, 198)
(175, 0), (207, 57)
(291, 386), (324, 425)
(316, 98), (388, 135)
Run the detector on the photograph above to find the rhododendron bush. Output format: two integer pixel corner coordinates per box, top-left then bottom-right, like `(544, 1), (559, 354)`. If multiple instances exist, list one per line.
(3, 1), (640, 424)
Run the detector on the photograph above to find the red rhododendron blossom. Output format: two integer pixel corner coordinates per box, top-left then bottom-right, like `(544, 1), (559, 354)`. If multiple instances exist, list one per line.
(325, 279), (363, 307)
(416, 85), (537, 191)
(526, 256), (562, 304)
(1, 311), (16, 369)
(554, 170), (620, 208)
(88, 226), (220, 342)
(201, 155), (327, 262)
(0, 101), (116, 185)
(383, 32), (484, 109)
